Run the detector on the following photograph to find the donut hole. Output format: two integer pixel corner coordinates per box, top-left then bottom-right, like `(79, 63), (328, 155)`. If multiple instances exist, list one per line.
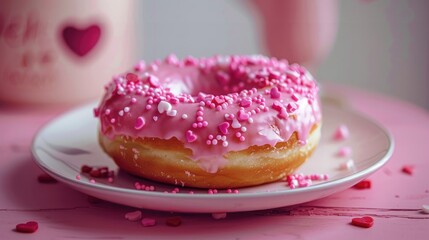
(164, 65), (261, 97)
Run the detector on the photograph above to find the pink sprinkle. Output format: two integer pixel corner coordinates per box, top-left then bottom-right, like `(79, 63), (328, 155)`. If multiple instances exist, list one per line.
(218, 121), (230, 135)
(270, 87), (281, 99)
(108, 177), (113, 183)
(237, 110), (249, 121)
(141, 218), (157, 227)
(90, 179), (96, 184)
(212, 212), (227, 220)
(76, 175), (81, 180)
(277, 107), (289, 119)
(286, 102), (298, 113)
(134, 60), (146, 72)
(291, 94), (299, 102)
(337, 146), (352, 157)
(135, 117), (146, 130)
(240, 98), (252, 108)
(147, 75), (160, 87)
(125, 210), (142, 221)
(333, 124), (350, 141)
(186, 130), (198, 143)
(233, 189), (239, 194)
(339, 159), (355, 170)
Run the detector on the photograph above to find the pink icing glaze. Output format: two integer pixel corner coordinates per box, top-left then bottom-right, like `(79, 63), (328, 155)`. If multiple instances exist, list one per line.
(96, 55), (321, 173)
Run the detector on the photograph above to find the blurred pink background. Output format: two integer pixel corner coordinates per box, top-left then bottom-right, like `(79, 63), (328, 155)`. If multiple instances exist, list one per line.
(1, 0), (428, 110)
(138, 0), (429, 110)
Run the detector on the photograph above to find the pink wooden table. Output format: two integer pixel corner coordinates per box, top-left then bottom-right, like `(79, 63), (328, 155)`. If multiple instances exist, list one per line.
(0, 85), (428, 239)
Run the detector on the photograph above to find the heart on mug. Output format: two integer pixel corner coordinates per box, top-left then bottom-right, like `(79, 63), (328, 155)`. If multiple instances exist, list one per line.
(62, 24), (101, 57)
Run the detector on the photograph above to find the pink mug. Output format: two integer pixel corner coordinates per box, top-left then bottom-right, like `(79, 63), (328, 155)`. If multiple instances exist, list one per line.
(251, 0), (339, 69)
(0, 0), (136, 106)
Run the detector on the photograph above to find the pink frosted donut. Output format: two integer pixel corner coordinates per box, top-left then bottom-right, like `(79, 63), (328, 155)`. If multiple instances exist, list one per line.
(95, 55), (321, 188)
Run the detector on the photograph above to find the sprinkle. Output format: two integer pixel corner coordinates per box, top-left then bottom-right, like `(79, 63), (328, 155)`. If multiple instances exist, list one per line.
(167, 110), (177, 117)
(351, 216), (374, 228)
(153, 116), (158, 121)
(165, 217), (182, 227)
(337, 146), (352, 157)
(15, 221), (38, 233)
(240, 98), (252, 107)
(212, 212), (227, 220)
(232, 119), (242, 129)
(124, 107), (130, 113)
(237, 110), (249, 121)
(270, 87), (281, 99)
(422, 205), (429, 214)
(401, 165), (414, 175)
(141, 218), (157, 227)
(125, 210), (142, 221)
(76, 175), (81, 180)
(339, 159), (355, 170)
(118, 110), (124, 116)
(186, 130), (198, 143)
(333, 124), (349, 141)
(181, 114), (188, 119)
(353, 179), (371, 189)
(291, 94), (299, 101)
(90, 179), (96, 183)
(135, 116), (146, 129)
(147, 75), (160, 87)
(158, 101), (172, 114)
(37, 173), (57, 183)
(218, 121), (230, 134)
(81, 165), (93, 173)
(241, 126), (247, 132)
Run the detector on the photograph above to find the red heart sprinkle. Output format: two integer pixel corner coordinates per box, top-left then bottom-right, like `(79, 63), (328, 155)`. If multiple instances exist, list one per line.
(351, 216), (374, 228)
(37, 173), (57, 184)
(15, 221), (38, 233)
(165, 217), (182, 227)
(353, 180), (371, 189)
(402, 165), (414, 175)
(81, 165), (93, 173)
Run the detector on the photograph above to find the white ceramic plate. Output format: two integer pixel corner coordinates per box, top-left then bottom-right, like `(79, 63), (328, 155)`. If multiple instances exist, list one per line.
(32, 102), (393, 213)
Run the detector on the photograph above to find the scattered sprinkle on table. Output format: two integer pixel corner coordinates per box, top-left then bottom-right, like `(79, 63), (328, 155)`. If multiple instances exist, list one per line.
(351, 216), (374, 228)
(15, 221), (38, 233)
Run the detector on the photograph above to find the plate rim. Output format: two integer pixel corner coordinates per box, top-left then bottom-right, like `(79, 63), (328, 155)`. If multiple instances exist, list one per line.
(31, 102), (394, 201)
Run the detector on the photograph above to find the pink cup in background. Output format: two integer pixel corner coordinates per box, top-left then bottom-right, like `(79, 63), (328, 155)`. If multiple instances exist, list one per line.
(0, 0), (137, 106)
(251, 0), (339, 69)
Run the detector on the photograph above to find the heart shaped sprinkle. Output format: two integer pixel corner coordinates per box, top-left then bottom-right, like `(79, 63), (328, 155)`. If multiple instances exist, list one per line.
(402, 165), (414, 175)
(218, 121), (230, 135)
(125, 210), (142, 222)
(351, 216), (374, 228)
(37, 173), (57, 183)
(158, 101), (172, 114)
(165, 217), (182, 227)
(211, 212), (227, 220)
(186, 130), (197, 143)
(240, 98), (252, 108)
(141, 218), (157, 227)
(231, 118), (241, 129)
(15, 221), (38, 233)
(237, 110), (249, 121)
(147, 75), (160, 87)
(353, 180), (372, 189)
(270, 87), (281, 99)
(135, 117), (146, 130)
